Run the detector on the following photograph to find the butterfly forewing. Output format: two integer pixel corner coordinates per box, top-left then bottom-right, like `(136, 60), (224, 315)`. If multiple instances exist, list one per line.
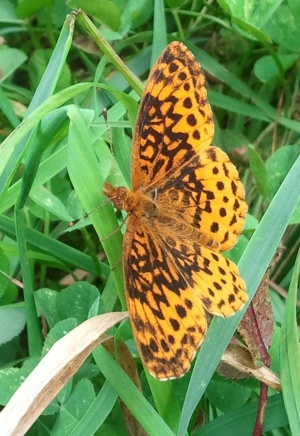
(131, 42), (214, 191)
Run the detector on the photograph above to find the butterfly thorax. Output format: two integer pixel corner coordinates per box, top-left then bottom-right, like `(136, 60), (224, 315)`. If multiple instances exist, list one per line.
(104, 182), (219, 249)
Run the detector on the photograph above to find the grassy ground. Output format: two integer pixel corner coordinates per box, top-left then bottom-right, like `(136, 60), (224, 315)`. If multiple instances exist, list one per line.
(0, 1), (300, 435)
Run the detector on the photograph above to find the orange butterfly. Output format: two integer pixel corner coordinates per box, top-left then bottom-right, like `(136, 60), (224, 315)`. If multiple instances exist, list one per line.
(104, 41), (247, 380)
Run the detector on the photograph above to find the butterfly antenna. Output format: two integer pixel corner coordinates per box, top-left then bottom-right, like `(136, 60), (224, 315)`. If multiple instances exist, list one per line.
(67, 198), (109, 229)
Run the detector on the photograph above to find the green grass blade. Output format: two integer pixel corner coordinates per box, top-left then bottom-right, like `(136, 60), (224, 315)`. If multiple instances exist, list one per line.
(191, 44), (300, 133)
(14, 208), (43, 356)
(93, 346), (175, 436)
(0, 215), (108, 277)
(152, 0), (168, 65)
(194, 393), (288, 435)
(178, 155), (300, 435)
(75, 10), (144, 95)
(0, 83), (97, 200)
(13, 124), (53, 356)
(0, 87), (20, 128)
(280, 248), (300, 433)
(70, 381), (118, 436)
(146, 374), (181, 432)
(208, 90), (270, 122)
(0, 12), (75, 204)
(67, 105), (125, 307)
(1, 144), (70, 218)
(26, 13), (74, 116)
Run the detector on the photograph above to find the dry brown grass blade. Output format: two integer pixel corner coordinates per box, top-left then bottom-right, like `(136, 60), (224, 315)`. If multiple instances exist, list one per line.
(221, 345), (281, 391)
(0, 311), (128, 436)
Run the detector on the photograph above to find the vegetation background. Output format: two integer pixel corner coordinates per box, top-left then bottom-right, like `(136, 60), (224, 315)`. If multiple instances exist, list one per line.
(0, 0), (299, 435)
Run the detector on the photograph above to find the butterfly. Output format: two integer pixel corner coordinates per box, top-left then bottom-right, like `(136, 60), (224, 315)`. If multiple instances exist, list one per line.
(104, 41), (248, 380)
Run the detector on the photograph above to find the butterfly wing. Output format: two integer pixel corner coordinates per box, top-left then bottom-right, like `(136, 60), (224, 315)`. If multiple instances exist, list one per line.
(153, 145), (247, 251)
(123, 213), (247, 380)
(123, 214), (207, 380)
(131, 41), (214, 191)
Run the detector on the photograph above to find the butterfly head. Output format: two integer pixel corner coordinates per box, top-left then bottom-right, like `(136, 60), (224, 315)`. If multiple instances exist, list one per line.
(103, 182), (129, 211)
